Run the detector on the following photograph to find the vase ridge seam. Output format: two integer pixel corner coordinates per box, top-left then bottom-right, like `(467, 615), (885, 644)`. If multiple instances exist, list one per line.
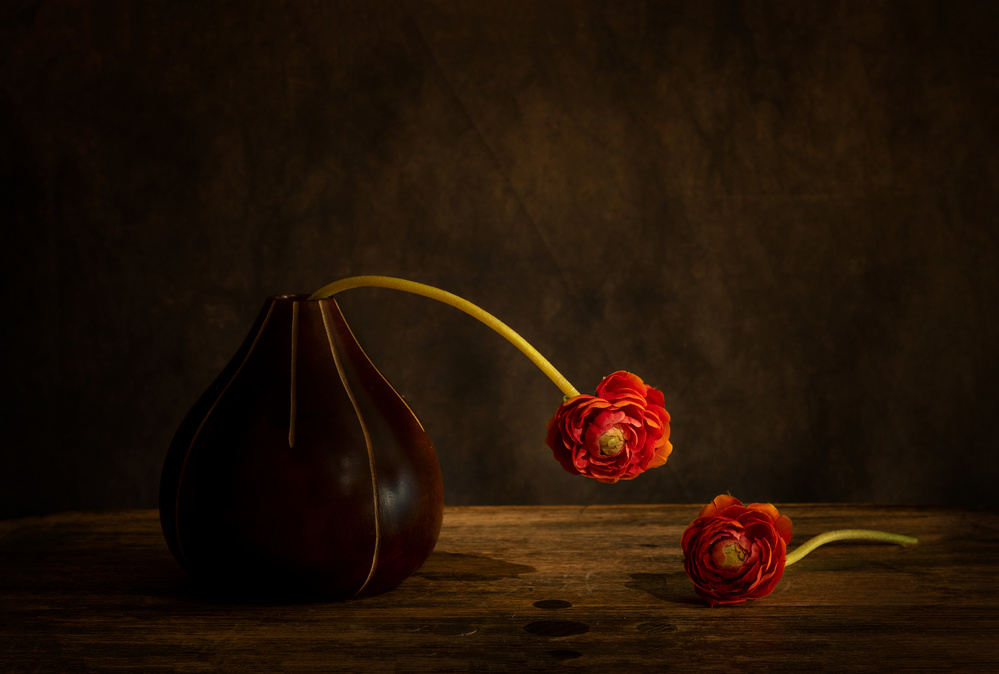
(174, 301), (276, 574)
(320, 302), (382, 597)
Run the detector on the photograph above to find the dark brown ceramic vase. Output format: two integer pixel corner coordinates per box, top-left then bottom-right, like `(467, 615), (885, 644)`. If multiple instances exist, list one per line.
(159, 295), (443, 601)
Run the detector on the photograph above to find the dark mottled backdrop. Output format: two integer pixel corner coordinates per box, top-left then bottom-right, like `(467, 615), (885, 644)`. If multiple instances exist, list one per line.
(2, 1), (997, 518)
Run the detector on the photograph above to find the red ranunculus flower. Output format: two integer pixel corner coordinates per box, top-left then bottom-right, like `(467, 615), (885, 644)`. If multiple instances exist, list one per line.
(681, 494), (793, 607)
(544, 371), (672, 483)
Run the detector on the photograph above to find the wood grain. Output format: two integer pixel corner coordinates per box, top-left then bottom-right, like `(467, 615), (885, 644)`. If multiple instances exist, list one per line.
(2, 505), (997, 672)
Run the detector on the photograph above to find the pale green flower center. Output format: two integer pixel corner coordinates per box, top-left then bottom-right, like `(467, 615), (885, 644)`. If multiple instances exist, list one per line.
(598, 427), (625, 456)
(714, 541), (748, 568)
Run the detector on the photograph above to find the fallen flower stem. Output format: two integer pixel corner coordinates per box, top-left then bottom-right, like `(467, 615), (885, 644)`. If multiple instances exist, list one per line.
(784, 529), (918, 567)
(309, 275), (581, 398)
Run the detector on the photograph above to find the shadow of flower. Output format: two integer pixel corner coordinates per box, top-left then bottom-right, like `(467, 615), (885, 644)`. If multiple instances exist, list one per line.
(626, 572), (703, 605)
(415, 551), (537, 582)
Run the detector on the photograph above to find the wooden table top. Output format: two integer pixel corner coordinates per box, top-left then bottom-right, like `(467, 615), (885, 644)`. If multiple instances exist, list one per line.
(2, 504), (997, 672)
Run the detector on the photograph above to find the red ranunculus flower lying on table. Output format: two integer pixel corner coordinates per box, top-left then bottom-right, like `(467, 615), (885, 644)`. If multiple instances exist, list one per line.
(681, 494), (918, 607)
(681, 495), (793, 607)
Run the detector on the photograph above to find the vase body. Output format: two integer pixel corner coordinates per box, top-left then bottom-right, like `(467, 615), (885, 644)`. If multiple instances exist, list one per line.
(159, 295), (443, 601)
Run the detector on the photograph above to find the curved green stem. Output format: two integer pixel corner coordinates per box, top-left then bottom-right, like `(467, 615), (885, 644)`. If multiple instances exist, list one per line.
(785, 529), (918, 567)
(309, 276), (581, 398)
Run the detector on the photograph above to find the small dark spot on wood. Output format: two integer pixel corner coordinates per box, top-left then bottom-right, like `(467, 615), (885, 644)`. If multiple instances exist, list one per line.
(533, 599), (572, 610)
(524, 620), (590, 637)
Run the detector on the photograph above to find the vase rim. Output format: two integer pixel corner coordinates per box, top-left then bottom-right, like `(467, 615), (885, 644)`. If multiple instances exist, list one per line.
(268, 294), (332, 302)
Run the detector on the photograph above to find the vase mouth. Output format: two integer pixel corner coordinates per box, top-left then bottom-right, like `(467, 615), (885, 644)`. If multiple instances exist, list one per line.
(269, 294), (331, 302)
